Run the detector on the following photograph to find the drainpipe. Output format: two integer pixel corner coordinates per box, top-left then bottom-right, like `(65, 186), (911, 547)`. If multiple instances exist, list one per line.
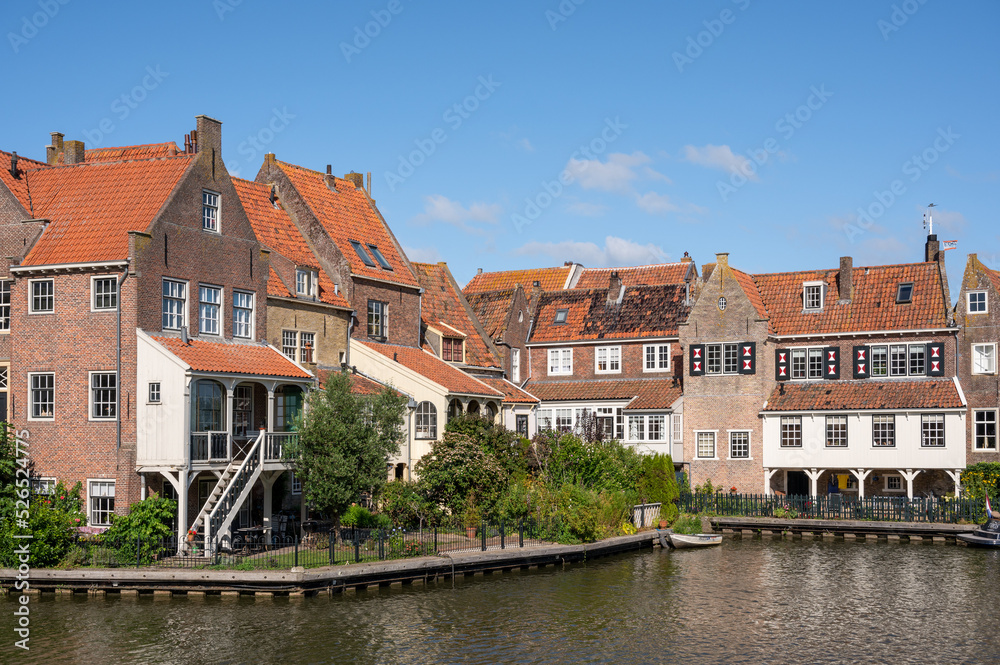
(116, 263), (131, 453)
(345, 312), (355, 367)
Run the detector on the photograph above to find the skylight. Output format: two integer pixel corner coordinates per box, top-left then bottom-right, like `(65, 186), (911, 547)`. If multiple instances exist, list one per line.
(367, 244), (393, 271)
(554, 309), (568, 324)
(896, 282), (913, 304)
(349, 240), (377, 267)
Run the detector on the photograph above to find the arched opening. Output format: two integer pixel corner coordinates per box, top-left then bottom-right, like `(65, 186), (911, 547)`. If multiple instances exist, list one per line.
(485, 402), (497, 421)
(448, 398), (463, 421)
(416, 401), (437, 439)
(467, 400), (480, 415)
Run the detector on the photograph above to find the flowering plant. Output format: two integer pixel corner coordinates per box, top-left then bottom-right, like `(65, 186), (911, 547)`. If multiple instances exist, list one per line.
(729, 486), (738, 494)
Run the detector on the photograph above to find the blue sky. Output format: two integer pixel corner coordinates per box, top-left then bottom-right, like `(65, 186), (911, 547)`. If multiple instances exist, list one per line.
(3, 0), (997, 297)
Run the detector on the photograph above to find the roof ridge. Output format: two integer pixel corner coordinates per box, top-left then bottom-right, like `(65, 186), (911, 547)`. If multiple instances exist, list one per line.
(0, 149), (50, 169)
(751, 261), (938, 278)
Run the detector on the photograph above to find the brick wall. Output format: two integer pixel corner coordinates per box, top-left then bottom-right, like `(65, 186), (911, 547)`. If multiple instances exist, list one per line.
(527, 339), (677, 384)
(351, 277), (421, 347)
(267, 299), (350, 371)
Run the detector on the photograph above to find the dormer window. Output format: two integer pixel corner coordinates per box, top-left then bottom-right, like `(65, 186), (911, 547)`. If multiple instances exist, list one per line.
(553, 308), (568, 324)
(367, 245), (393, 270)
(803, 282), (824, 310)
(896, 282), (913, 304)
(296, 269), (318, 298)
(349, 240), (377, 267)
(202, 190), (220, 232)
(442, 337), (464, 362)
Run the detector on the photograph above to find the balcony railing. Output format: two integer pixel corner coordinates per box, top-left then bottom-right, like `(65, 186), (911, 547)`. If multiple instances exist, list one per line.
(190, 431), (231, 463)
(264, 432), (298, 462)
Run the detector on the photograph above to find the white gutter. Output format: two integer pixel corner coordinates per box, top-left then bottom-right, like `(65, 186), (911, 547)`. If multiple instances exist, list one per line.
(771, 327), (956, 341)
(11, 260), (129, 275)
(527, 336), (678, 348)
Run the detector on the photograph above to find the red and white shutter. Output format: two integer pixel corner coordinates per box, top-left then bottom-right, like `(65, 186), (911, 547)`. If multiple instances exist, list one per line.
(824, 346), (840, 379)
(775, 348), (789, 381)
(852, 346), (870, 379)
(927, 342), (945, 376)
(738, 342), (756, 375)
(689, 344), (705, 376)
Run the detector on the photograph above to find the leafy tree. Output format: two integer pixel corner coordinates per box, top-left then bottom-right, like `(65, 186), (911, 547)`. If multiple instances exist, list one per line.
(416, 432), (506, 520)
(445, 413), (531, 478)
(637, 453), (679, 522)
(284, 370), (406, 523)
(0, 481), (86, 568)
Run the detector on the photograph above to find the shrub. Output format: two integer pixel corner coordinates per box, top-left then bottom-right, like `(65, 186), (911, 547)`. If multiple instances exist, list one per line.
(379, 480), (439, 527)
(0, 481), (87, 568)
(961, 463), (1000, 503)
(101, 494), (176, 565)
(416, 432), (506, 520)
(637, 453), (680, 523)
(340, 504), (391, 529)
(671, 514), (702, 535)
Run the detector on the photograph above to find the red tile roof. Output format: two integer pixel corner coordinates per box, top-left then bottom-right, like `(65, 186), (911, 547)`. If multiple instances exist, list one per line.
(358, 340), (502, 397)
(316, 367), (403, 396)
(21, 155), (195, 266)
(529, 284), (690, 343)
(465, 288), (516, 341)
(753, 262), (949, 336)
(412, 262), (500, 369)
(83, 143), (181, 163)
(730, 267), (770, 324)
(153, 336), (311, 379)
(477, 376), (539, 403)
(573, 263), (692, 289)
(268, 160), (418, 288)
(268, 265), (293, 298)
(0, 150), (51, 211)
(233, 177), (350, 308)
(464, 266), (572, 293)
(762, 378), (964, 411)
(526, 378), (682, 409)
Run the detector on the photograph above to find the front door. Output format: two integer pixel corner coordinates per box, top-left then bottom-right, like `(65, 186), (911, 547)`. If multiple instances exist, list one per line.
(787, 471), (809, 496)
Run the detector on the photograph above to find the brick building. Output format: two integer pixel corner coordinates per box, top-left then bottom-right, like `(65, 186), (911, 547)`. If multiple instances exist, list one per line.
(681, 239), (964, 498)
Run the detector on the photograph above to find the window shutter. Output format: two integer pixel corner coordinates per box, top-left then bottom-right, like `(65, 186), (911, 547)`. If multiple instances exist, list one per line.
(852, 346), (870, 379)
(824, 346), (840, 379)
(927, 342), (945, 376)
(689, 344), (705, 376)
(738, 342), (756, 374)
(775, 348), (789, 381)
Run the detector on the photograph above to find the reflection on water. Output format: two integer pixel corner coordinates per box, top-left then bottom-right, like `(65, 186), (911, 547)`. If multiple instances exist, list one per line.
(4, 539), (1000, 664)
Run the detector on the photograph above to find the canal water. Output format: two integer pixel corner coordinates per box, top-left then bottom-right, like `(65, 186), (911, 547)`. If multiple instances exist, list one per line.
(5, 538), (1000, 664)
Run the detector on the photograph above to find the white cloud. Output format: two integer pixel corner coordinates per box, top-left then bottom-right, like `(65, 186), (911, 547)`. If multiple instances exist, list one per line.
(412, 195), (501, 233)
(635, 191), (679, 215)
(564, 151), (652, 194)
(518, 138), (535, 152)
(515, 235), (668, 267)
(681, 144), (758, 181)
(403, 246), (442, 263)
(566, 201), (608, 217)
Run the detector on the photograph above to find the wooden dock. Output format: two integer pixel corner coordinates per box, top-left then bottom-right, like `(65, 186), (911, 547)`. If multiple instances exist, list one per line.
(710, 516), (975, 542)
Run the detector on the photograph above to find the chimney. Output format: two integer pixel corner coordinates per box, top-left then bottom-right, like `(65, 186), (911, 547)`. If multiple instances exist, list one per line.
(680, 251), (692, 263)
(838, 256), (853, 304)
(607, 271), (623, 305)
(63, 140), (86, 165)
(344, 172), (364, 189)
(715, 252), (729, 269)
(477, 268), (483, 275)
(326, 165), (332, 175)
(194, 115), (222, 156)
(8, 152), (19, 179)
(46, 132), (64, 164)
(189, 130), (198, 153)
(925, 233), (950, 310)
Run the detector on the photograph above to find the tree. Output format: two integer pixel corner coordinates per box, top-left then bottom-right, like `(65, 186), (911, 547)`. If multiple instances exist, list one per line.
(637, 453), (680, 523)
(284, 370), (406, 522)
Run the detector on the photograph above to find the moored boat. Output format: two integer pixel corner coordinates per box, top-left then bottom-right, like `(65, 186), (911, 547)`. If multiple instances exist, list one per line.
(668, 533), (723, 549)
(957, 517), (1000, 548)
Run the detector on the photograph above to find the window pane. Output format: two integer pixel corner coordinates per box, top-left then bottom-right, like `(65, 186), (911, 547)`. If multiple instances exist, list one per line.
(730, 431), (749, 458)
(825, 415), (848, 447)
(890, 345), (907, 376)
(199, 286), (221, 335)
(697, 432), (715, 458)
(648, 415), (664, 441)
(202, 191), (219, 231)
(791, 349), (806, 379)
(94, 277), (118, 310)
(0, 280), (9, 330)
(367, 245), (393, 270)
(350, 240), (377, 267)
(282, 331), (297, 360)
(91, 373), (117, 419)
(299, 332), (314, 363)
(921, 414), (945, 447)
(723, 343), (738, 374)
(30, 374), (54, 419)
(871, 346), (888, 377)
(780, 417), (801, 447)
(975, 411), (997, 450)
(873, 415), (895, 447)
(808, 348), (824, 379)
(706, 344), (722, 374)
(909, 345), (925, 375)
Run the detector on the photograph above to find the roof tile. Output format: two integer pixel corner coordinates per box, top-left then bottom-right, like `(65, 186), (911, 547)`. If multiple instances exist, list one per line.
(476, 376), (538, 403)
(573, 263), (691, 289)
(762, 378), (964, 411)
(358, 340), (503, 397)
(153, 336), (311, 379)
(526, 377), (681, 409)
(464, 266), (571, 293)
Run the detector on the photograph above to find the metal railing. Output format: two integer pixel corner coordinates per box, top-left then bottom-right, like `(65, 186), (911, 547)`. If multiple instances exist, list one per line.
(678, 492), (984, 523)
(190, 431), (230, 463)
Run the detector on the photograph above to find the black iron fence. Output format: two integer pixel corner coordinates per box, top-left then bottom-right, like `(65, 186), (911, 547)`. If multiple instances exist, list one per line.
(65, 519), (550, 571)
(678, 492), (984, 523)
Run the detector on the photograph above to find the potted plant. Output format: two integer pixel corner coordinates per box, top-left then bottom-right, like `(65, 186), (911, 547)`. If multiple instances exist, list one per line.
(186, 528), (197, 543)
(463, 503), (480, 539)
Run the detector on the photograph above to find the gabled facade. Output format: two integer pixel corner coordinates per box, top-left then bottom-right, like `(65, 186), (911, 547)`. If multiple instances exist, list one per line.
(954, 253), (1000, 466)
(682, 240), (963, 498)
(464, 285), (532, 384)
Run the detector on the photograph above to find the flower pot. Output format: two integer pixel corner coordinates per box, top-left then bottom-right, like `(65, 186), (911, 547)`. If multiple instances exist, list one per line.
(465, 527), (477, 539)
(186, 533), (195, 543)
(658, 520), (668, 529)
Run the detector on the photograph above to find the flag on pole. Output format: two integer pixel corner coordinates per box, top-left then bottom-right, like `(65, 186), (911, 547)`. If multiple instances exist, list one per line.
(942, 240), (958, 251)
(987, 493), (994, 518)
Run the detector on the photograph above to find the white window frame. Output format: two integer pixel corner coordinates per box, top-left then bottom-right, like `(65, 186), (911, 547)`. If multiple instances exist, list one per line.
(825, 415), (848, 448)
(872, 414), (896, 448)
(415, 401), (437, 439)
(968, 290), (988, 314)
(28, 372), (54, 421)
(148, 382), (161, 404)
(671, 413), (682, 444)
(884, 474), (904, 493)
(88, 371), (117, 421)
(695, 430), (717, 459)
(282, 330), (298, 361)
(232, 290), (255, 339)
(780, 416), (802, 448)
(647, 414), (666, 442)
(202, 189), (220, 233)
(511, 348), (520, 384)
(31, 477), (56, 495)
(162, 278), (187, 330)
(974, 409), (997, 451)
(595, 346), (621, 374)
(728, 430), (751, 460)
(0, 279), (10, 331)
(87, 479), (116, 527)
(803, 281), (824, 311)
(547, 348), (573, 376)
(972, 343), (997, 376)
(367, 300), (388, 339)
(291, 472), (302, 495)
(790, 346), (825, 381)
(643, 343), (671, 373)
(296, 269), (318, 298)
(91, 275), (118, 312)
(198, 284), (222, 336)
(299, 331), (315, 363)
(628, 415), (645, 441)
(28, 278), (54, 314)
(920, 413), (945, 448)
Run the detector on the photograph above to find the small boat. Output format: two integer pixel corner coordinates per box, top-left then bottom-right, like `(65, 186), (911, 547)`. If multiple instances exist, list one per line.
(668, 533), (723, 549)
(957, 516), (1000, 548)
